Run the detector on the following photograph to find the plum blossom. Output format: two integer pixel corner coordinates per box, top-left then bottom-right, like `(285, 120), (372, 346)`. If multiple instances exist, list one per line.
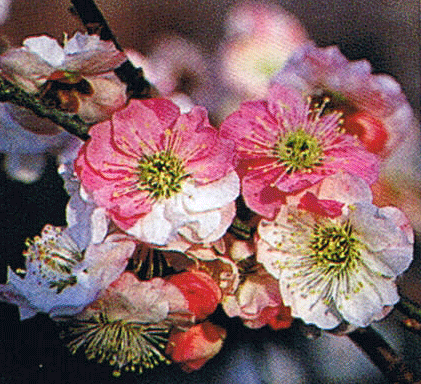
(64, 271), (190, 376)
(272, 44), (418, 157)
(75, 98), (240, 246)
(82, 272), (189, 324)
(0, 32), (127, 122)
(58, 160), (109, 250)
(256, 173), (414, 329)
(0, 225), (136, 320)
(272, 44), (421, 231)
(220, 84), (380, 219)
(144, 34), (211, 108)
(213, 232), (291, 329)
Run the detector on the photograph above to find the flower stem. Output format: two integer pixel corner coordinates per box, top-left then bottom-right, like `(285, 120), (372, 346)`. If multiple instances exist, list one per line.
(348, 326), (416, 383)
(0, 76), (90, 140)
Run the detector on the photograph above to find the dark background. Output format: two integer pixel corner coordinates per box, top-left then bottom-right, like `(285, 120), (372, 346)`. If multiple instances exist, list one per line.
(0, 0), (420, 383)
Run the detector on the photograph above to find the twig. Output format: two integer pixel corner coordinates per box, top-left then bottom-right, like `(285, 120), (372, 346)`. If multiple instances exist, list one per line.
(0, 77), (90, 141)
(348, 326), (416, 383)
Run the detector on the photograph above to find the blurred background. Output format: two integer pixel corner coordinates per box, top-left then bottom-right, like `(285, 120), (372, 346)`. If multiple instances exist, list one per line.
(0, 0), (419, 383)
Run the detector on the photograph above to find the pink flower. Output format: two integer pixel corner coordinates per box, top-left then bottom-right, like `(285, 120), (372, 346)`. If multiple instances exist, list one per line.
(76, 98), (239, 245)
(165, 321), (226, 372)
(272, 44), (417, 157)
(220, 84), (379, 219)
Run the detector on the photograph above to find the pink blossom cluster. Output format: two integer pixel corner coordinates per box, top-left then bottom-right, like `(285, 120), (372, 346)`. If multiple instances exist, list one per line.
(0, 2), (417, 376)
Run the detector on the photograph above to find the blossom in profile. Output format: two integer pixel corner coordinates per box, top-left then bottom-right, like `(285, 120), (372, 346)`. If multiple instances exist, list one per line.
(0, 32), (127, 123)
(220, 84), (379, 219)
(218, 232), (292, 329)
(0, 225), (136, 320)
(256, 174), (414, 329)
(76, 98), (240, 245)
(165, 321), (227, 372)
(58, 161), (109, 250)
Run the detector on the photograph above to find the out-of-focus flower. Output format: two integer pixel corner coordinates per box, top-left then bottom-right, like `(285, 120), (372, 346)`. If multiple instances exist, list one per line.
(0, 0), (11, 25)
(167, 270), (222, 321)
(220, 84), (379, 219)
(0, 103), (82, 182)
(165, 321), (226, 372)
(219, 2), (308, 100)
(0, 225), (136, 320)
(126, 48), (196, 113)
(256, 173), (414, 329)
(63, 271), (190, 376)
(145, 35), (211, 106)
(76, 98), (239, 245)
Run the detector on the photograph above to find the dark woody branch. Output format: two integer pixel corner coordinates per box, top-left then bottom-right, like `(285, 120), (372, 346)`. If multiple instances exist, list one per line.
(0, 77), (90, 141)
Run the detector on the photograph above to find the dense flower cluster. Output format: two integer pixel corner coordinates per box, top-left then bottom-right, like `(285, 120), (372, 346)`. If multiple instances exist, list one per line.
(0, 1), (417, 377)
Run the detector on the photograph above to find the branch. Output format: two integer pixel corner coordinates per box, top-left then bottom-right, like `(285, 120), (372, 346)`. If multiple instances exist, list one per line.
(348, 326), (416, 383)
(0, 77), (90, 141)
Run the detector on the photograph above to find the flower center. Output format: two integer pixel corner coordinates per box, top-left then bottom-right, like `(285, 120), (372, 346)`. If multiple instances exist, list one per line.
(309, 222), (360, 270)
(24, 226), (83, 274)
(137, 151), (189, 199)
(64, 313), (171, 377)
(273, 129), (323, 173)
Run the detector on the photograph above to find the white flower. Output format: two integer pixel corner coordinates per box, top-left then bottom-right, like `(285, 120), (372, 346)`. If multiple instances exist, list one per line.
(0, 32), (126, 93)
(256, 173), (413, 329)
(0, 225), (136, 320)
